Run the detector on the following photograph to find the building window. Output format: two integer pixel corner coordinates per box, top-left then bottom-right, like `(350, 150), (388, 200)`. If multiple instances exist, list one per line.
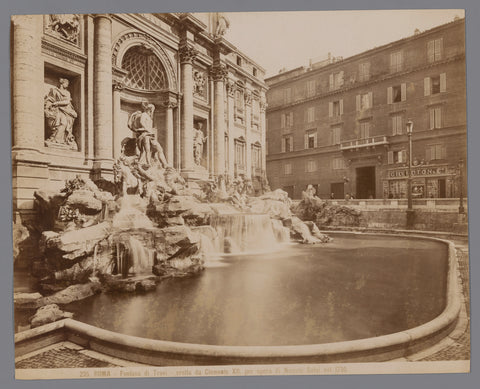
(329, 99), (344, 117)
(426, 144), (446, 161)
(236, 56), (242, 66)
(235, 89), (244, 114)
(387, 150), (407, 164)
(429, 107), (442, 129)
(387, 84), (406, 103)
(331, 126), (341, 145)
(306, 107), (315, 123)
(333, 157), (345, 170)
(252, 145), (262, 170)
(306, 80), (316, 97)
(306, 159), (317, 173)
(282, 135), (293, 152)
(284, 163), (292, 175)
(253, 67), (258, 77)
(281, 112), (293, 129)
(427, 38), (443, 63)
(122, 47), (167, 91)
(284, 88), (292, 104)
(358, 62), (370, 82)
(356, 92), (373, 111)
(234, 139), (245, 169)
(329, 71), (344, 91)
(424, 73), (446, 96)
(392, 115), (403, 135)
(359, 121), (370, 138)
(304, 130), (317, 149)
(390, 51), (404, 73)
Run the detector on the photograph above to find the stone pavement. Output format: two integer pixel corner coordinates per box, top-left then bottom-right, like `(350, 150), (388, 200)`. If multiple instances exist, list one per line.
(15, 342), (147, 369)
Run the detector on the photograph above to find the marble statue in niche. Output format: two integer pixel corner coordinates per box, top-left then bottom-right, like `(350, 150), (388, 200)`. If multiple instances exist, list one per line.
(193, 122), (207, 166)
(44, 78), (78, 150)
(47, 14), (81, 44)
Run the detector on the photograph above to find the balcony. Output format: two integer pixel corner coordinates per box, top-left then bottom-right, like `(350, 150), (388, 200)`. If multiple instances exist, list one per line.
(340, 135), (389, 151)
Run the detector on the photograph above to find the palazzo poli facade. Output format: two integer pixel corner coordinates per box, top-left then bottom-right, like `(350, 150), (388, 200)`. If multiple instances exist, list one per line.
(11, 13), (267, 223)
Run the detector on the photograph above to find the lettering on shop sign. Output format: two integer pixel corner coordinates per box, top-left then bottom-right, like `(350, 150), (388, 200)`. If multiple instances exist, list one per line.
(387, 166), (447, 178)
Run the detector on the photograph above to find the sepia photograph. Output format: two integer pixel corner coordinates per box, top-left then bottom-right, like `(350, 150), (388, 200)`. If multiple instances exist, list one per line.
(10, 7), (470, 380)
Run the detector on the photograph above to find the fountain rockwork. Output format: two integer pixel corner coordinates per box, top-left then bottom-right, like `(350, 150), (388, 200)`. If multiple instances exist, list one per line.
(14, 110), (331, 331)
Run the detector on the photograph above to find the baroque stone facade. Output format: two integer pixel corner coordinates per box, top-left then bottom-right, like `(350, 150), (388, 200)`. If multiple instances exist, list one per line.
(11, 13), (267, 220)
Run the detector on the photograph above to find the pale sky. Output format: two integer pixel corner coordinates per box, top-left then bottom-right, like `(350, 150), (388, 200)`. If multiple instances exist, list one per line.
(221, 10), (464, 77)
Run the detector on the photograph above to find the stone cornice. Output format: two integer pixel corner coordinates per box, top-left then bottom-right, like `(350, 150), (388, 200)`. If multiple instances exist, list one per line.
(41, 38), (87, 66)
(266, 54), (466, 113)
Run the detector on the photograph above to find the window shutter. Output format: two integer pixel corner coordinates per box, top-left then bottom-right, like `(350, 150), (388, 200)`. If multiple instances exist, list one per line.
(387, 151), (394, 164)
(398, 116), (403, 135)
(435, 107), (442, 128)
(328, 102), (333, 117)
(429, 109), (435, 129)
(329, 74), (334, 90)
(401, 150), (407, 163)
(440, 73), (446, 92)
(289, 136), (293, 152)
(281, 138), (286, 153)
(281, 113), (285, 128)
(427, 40), (434, 63)
(304, 134), (309, 149)
(401, 83), (407, 101)
(339, 99), (344, 115)
(438, 38), (443, 60)
(314, 133), (318, 147)
(339, 71), (344, 87)
(424, 77), (431, 96)
(368, 92), (373, 108)
(441, 144), (447, 159)
(356, 95), (361, 111)
(426, 146), (432, 161)
(387, 87), (393, 104)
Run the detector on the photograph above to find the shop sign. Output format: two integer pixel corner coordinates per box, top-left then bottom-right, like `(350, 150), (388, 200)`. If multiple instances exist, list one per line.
(387, 166), (448, 178)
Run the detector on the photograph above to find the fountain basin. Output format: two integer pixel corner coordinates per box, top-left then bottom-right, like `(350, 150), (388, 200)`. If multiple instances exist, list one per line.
(14, 233), (461, 365)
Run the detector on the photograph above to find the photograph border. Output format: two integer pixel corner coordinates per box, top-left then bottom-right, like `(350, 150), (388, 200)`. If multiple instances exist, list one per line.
(2, 0), (478, 388)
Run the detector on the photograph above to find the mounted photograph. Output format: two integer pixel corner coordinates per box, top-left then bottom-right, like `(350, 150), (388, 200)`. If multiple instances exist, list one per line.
(11, 10), (469, 379)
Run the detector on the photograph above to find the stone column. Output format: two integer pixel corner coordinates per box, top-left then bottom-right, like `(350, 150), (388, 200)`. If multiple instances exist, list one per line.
(244, 89), (253, 179)
(163, 97), (177, 165)
(93, 14), (113, 172)
(179, 45), (197, 172)
(211, 62), (228, 176)
(112, 81), (123, 159)
(226, 80), (236, 179)
(12, 15), (49, 215)
(260, 96), (267, 173)
(11, 15), (44, 153)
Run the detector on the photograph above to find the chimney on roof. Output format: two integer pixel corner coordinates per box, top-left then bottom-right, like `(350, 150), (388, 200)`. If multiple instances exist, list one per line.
(454, 15), (460, 21)
(414, 28), (421, 35)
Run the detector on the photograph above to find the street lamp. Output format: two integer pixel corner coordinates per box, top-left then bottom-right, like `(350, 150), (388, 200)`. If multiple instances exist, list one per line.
(406, 120), (414, 228)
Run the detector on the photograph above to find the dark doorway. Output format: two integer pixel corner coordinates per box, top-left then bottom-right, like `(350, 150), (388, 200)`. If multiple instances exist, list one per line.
(330, 182), (344, 200)
(283, 185), (295, 199)
(356, 166), (376, 199)
(438, 179), (446, 198)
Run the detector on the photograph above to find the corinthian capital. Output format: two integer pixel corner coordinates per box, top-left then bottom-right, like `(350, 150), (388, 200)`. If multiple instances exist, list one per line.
(210, 63), (228, 82)
(179, 45), (198, 64)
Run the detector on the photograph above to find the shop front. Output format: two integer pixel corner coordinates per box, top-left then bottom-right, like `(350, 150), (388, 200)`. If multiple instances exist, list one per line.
(383, 164), (458, 199)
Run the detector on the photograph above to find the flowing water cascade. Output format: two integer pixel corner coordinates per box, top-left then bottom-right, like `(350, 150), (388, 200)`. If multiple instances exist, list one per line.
(112, 195), (154, 230)
(271, 219), (291, 243)
(210, 213), (287, 254)
(115, 236), (155, 276)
